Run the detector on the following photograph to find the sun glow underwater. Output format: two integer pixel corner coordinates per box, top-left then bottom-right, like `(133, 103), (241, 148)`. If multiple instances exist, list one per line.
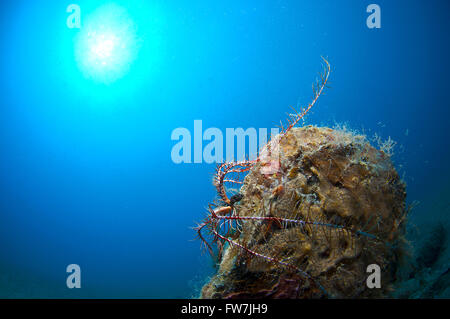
(74, 3), (141, 84)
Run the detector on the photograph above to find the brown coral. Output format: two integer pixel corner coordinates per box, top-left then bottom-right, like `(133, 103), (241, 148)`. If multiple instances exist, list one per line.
(200, 126), (407, 298)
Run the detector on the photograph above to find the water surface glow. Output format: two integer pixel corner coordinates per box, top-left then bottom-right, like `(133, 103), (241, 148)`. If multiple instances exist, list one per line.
(75, 4), (139, 84)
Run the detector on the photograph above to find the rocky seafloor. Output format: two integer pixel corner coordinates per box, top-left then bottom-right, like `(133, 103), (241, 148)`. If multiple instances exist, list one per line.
(391, 219), (449, 298)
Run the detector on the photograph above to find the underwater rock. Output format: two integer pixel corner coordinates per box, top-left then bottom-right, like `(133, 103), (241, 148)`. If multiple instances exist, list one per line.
(201, 126), (408, 298)
(416, 224), (447, 269)
(392, 222), (449, 298)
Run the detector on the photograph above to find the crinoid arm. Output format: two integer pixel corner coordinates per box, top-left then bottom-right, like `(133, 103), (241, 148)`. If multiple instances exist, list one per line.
(213, 161), (254, 205)
(211, 213), (384, 242)
(209, 225), (330, 297)
(279, 57), (331, 139)
(193, 219), (214, 256)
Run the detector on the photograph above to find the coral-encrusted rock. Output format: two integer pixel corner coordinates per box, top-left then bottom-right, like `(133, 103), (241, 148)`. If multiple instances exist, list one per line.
(201, 126), (407, 298)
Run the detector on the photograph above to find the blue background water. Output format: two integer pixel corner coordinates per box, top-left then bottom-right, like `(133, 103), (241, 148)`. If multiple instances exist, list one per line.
(0, 0), (449, 298)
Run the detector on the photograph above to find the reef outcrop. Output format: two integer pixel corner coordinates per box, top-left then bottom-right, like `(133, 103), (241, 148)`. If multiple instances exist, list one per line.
(201, 126), (408, 298)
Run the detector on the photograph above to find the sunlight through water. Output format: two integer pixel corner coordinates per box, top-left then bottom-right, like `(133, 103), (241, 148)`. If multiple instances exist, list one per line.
(75, 4), (140, 84)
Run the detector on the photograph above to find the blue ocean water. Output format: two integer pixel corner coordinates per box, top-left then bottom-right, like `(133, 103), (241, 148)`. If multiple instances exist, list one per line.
(0, 0), (449, 298)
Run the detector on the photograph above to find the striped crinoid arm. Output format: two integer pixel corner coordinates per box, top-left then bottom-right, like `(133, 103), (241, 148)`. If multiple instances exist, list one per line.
(212, 214), (385, 245)
(208, 212), (388, 298)
(212, 58), (331, 204)
(213, 161), (255, 205)
(193, 219), (214, 256)
(209, 225), (329, 296)
(279, 57), (331, 138)
(210, 226), (301, 272)
(193, 205), (235, 257)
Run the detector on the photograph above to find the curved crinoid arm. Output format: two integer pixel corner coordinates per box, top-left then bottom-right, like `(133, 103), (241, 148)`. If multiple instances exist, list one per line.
(194, 204), (237, 257)
(193, 219), (215, 256)
(210, 205), (238, 238)
(214, 161), (255, 205)
(280, 57), (331, 138)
